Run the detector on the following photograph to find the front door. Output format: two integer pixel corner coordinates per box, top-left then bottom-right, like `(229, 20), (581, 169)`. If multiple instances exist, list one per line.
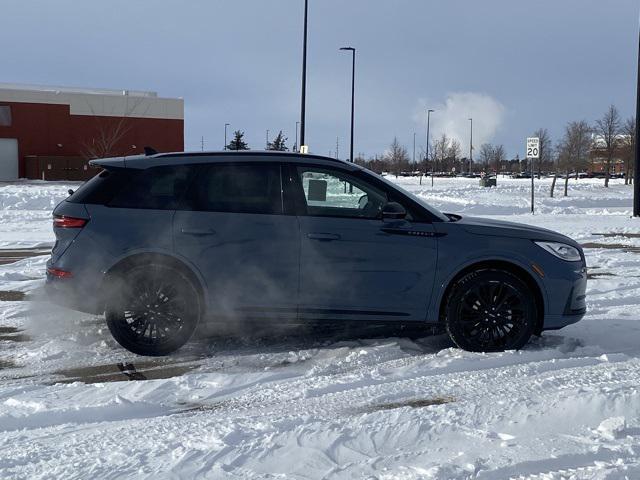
(291, 165), (438, 322)
(173, 162), (299, 322)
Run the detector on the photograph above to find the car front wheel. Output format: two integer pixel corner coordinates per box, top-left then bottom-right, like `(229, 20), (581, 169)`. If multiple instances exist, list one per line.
(105, 263), (200, 356)
(445, 269), (536, 352)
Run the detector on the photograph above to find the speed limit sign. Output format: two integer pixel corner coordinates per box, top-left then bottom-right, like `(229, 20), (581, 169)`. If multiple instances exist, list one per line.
(527, 137), (540, 159)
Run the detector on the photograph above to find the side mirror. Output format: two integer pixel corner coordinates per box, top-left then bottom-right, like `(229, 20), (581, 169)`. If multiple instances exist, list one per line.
(381, 202), (406, 220)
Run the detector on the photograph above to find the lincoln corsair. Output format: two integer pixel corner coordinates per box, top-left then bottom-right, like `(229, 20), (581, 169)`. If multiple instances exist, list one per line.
(46, 151), (587, 356)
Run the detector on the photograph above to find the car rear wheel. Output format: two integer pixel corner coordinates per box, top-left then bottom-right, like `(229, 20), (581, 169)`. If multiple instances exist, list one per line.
(105, 263), (200, 356)
(445, 269), (536, 352)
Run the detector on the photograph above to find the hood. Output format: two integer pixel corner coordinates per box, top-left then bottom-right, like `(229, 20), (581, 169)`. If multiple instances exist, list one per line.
(450, 215), (578, 245)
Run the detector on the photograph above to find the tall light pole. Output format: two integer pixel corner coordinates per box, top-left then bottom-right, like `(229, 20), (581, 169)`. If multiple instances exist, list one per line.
(413, 132), (416, 163)
(340, 46), (356, 162)
(426, 109), (434, 187)
(634, 15), (640, 216)
(295, 121), (300, 152)
(266, 129), (270, 149)
(468, 118), (473, 174)
(299, 0), (309, 151)
(224, 123), (230, 150)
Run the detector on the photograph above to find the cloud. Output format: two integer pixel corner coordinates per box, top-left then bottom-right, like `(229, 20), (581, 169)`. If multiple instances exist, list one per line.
(413, 92), (506, 154)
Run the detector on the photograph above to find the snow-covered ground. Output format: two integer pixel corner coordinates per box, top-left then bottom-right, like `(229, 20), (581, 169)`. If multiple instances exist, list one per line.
(1, 176), (640, 479)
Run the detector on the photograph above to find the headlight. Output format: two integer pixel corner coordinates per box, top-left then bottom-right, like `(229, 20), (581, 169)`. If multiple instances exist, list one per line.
(534, 241), (582, 262)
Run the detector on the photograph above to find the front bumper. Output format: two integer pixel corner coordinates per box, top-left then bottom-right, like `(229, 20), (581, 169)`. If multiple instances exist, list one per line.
(541, 262), (587, 331)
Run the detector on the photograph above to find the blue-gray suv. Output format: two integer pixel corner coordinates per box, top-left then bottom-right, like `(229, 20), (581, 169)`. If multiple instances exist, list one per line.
(46, 151), (587, 356)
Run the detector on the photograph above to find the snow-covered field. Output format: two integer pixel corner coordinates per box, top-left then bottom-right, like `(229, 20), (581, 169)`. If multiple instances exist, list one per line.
(1, 176), (640, 479)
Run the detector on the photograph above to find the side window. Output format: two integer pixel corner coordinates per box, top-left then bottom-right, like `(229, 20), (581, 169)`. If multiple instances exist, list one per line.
(296, 166), (388, 219)
(109, 165), (191, 210)
(0, 106), (11, 127)
(184, 163), (282, 214)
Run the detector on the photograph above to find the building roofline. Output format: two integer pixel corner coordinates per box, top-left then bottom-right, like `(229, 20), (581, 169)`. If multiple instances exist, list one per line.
(0, 82), (161, 98)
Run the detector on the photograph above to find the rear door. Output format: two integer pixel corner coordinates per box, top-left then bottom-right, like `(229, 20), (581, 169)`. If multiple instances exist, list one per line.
(289, 164), (438, 322)
(173, 162), (300, 322)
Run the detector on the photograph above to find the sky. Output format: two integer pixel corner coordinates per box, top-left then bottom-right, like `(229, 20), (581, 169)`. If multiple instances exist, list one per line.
(1, 0), (638, 160)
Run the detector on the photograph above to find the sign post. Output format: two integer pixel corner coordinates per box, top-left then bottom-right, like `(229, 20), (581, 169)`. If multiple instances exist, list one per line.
(527, 137), (540, 214)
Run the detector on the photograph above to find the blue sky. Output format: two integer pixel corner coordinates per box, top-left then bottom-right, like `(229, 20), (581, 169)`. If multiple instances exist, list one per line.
(1, 0), (638, 159)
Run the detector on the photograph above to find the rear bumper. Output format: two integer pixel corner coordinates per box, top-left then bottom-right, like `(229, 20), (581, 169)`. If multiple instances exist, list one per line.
(45, 260), (102, 315)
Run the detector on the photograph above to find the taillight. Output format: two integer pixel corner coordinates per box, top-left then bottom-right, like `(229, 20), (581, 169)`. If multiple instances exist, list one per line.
(53, 215), (87, 228)
(47, 267), (73, 279)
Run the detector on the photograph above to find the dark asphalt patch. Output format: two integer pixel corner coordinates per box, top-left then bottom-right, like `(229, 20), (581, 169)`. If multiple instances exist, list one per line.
(582, 242), (640, 253)
(0, 291), (26, 301)
(361, 396), (455, 413)
(55, 358), (201, 384)
(0, 248), (50, 266)
(594, 232), (640, 239)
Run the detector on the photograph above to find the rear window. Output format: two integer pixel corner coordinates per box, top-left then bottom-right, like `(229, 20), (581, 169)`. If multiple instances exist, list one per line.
(109, 165), (192, 210)
(67, 168), (132, 205)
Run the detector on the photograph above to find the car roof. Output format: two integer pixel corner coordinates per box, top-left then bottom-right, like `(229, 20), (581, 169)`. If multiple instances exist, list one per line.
(89, 150), (358, 170)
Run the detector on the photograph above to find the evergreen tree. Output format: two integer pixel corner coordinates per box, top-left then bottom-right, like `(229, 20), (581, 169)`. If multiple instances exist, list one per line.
(267, 130), (288, 151)
(227, 130), (249, 151)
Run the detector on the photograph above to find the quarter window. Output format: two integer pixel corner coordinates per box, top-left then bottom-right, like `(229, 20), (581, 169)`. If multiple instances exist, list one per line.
(109, 166), (191, 210)
(296, 167), (387, 219)
(184, 163), (282, 214)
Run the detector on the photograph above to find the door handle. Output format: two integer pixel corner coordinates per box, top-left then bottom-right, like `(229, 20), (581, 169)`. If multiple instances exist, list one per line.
(307, 233), (341, 241)
(181, 228), (216, 236)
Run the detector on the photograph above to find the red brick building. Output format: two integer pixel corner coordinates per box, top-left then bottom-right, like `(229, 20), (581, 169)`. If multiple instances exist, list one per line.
(0, 83), (183, 180)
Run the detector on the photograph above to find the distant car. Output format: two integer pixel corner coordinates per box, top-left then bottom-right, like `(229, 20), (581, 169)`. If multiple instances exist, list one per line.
(47, 151), (587, 356)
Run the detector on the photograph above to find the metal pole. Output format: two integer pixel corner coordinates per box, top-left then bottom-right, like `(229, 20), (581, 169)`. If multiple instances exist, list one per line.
(295, 121), (300, 152)
(349, 49), (355, 162)
(469, 118), (473, 174)
(531, 156), (535, 214)
(340, 47), (356, 162)
(427, 109), (433, 187)
(634, 13), (640, 215)
(266, 129), (270, 149)
(224, 123), (230, 150)
(299, 0), (309, 150)
(413, 132), (416, 163)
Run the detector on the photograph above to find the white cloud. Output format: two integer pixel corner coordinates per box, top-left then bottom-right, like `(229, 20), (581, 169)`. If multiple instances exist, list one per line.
(413, 92), (506, 155)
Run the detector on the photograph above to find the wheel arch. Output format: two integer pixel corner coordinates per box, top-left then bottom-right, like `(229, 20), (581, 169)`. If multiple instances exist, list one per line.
(102, 252), (207, 316)
(437, 259), (545, 334)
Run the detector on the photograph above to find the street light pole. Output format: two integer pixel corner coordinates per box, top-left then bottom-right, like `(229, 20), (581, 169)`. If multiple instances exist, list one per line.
(224, 123), (230, 150)
(340, 47), (356, 162)
(634, 15), (640, 216)
(427, 109), (434, 187)
(413, 132), (416, 163)
(299, 0), (309, 151)
(469, 118), (473, 174)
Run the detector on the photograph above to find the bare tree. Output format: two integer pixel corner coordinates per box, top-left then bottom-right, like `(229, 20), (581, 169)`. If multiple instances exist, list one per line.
(493, 144), (506, 174)
(447, 139), (462, 172)
(594, 105), (621, 188)
(621, 117), (635, 185)
(432, 134), (450, 174)
(479, 143), (493, 171)
(533, 128), (552, 178)
(386, 137), (410, 178)
(82, 96), (147, 159)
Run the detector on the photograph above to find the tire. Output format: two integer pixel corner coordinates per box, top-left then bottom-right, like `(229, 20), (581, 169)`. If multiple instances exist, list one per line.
(105, 263), (201, 356)
(445, 269), (536, 352)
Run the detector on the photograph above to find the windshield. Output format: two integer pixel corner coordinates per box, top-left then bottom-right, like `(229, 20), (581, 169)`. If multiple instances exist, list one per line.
(357, 166), (451, 222)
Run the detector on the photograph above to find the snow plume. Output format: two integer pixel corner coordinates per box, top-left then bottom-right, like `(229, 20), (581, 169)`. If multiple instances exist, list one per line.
(414, 92), (506, 153)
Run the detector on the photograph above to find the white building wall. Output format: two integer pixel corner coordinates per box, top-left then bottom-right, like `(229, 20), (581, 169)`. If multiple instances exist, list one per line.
(0, 83), (183, 120)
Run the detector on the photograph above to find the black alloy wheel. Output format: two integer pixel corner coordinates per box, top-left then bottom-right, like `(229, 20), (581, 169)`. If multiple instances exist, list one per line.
(445, 269), (536, 352)
(105, 264), (200, 356)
